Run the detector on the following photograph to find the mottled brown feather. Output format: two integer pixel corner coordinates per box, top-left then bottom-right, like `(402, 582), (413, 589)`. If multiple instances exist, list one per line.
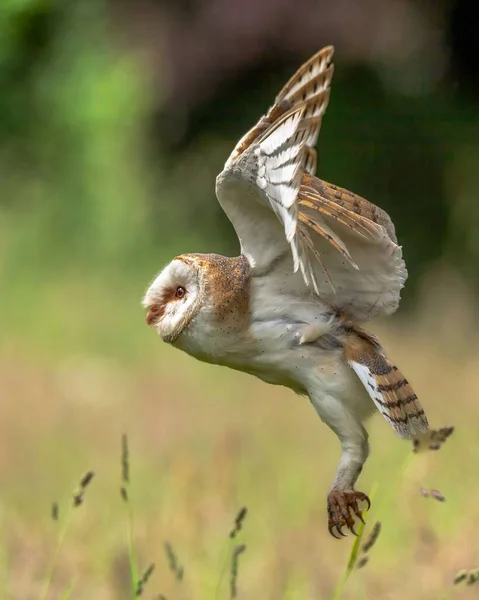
(176, 254), (251, 325)
(342, 324), (429, 438)
(301, 176), (398, 242)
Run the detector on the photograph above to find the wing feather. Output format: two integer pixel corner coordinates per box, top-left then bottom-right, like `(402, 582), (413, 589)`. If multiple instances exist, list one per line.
(275, 46), (335, 104)
(216, 45), (408, 321)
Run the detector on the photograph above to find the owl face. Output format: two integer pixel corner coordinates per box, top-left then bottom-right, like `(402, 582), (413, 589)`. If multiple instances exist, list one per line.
(143, 257), (203, 343)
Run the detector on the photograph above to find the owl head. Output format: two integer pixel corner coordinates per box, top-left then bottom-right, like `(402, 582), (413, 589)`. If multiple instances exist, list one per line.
(142, 255), (204, 344)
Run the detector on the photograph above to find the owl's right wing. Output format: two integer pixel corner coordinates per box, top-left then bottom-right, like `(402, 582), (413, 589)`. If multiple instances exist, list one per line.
(215, 46), (407, 321)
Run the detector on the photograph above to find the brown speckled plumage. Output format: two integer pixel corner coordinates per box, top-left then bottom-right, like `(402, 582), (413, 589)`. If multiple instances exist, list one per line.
(176, 253), (251, 326)
(143, 46), (449, 541)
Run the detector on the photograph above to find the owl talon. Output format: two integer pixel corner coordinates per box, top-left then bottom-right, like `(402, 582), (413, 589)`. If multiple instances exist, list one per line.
(336, 524), (346, 537)
(357, 492), (371, 511)
(327, 490), (370, 539)
(329, 524), (345, 539)
(329, 525), (338, 538)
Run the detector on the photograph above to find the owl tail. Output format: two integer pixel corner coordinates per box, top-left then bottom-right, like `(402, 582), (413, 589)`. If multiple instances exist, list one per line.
(343, 325), (429, 439)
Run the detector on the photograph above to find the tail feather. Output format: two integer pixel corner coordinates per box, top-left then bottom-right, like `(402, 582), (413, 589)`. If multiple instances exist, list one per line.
(343, 326), (429, 439)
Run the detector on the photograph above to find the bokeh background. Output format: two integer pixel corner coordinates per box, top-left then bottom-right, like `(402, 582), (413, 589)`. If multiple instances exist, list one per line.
(1, 0), (479, 598)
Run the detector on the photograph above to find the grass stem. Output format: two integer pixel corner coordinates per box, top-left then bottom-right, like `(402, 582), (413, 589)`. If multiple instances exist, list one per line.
(39, 503), (74, 600)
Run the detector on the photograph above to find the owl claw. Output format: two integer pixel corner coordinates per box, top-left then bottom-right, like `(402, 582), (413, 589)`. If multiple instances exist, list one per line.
(360, 493), (371, 511)
(329, 525), (340, 539)
(329, 524), (346, 539)
(327, 490), (370, 539)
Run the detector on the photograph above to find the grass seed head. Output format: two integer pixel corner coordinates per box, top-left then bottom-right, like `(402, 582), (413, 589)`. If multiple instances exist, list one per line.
(51, 502), (59, 521)
(73, 491), (84, 507)
(230, 544), (246, 599)
(72, 470), (95, 506)
(420, 487), (446, 502)
(356, 556), (369, 569)
(164, 542), (183, 581)
(430, 489), (446, 502)
(361, 521), (381, 554)
(122, 433), (130, 483)
(453, 569), (469, 585)
(453, 568), (479, 586)
(230, 506), (248, 538)
(413, 426), (454, 453)
(467, 569), (479, 585)
(135, 563), (155, 596)
(80, 471), (95, 489)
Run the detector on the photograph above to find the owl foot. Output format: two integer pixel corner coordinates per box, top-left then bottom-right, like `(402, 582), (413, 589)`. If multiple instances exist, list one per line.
(327, 490), (370, 539)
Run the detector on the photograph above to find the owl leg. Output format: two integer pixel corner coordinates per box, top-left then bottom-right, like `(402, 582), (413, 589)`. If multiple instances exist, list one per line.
(309, 394), (370, 538)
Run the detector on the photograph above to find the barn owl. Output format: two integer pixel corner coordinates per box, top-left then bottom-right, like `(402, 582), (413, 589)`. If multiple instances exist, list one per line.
(143, 46), (431, 538)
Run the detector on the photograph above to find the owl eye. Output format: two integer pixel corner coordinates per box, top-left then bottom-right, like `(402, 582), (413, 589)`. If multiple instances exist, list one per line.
(175, 286), (186, 299)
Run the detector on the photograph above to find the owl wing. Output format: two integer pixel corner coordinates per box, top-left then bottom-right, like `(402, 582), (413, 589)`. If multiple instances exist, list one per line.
(215, 46), (407, 321)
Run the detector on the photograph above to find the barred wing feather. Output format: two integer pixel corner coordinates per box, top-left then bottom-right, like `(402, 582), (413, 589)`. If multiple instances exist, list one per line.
(215, 46), (407, 321)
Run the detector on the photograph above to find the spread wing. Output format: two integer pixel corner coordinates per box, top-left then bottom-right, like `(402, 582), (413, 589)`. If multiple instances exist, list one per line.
(215, 46), (407, 321)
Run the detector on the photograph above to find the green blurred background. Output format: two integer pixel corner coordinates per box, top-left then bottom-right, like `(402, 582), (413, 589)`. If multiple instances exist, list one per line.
(1, 0), (479, 598)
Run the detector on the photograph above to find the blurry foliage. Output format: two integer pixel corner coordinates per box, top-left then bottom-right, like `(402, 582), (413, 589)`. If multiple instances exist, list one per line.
(0, 0), (155, 281)
(0, 0), (478, 306)
(0, 5), (479, 596)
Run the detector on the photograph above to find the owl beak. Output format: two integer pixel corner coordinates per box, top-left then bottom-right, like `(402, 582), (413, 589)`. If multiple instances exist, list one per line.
(146, 305), (160, 326)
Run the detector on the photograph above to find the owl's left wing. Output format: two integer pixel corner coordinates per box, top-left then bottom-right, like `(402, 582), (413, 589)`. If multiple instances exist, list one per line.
(215, 46), (407, 321)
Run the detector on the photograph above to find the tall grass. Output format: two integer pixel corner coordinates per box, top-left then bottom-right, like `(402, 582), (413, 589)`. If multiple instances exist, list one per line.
(30, 421), (465, 599)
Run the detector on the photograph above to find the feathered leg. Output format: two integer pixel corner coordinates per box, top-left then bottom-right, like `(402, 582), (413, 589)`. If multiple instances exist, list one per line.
(309, 392), (371, 538)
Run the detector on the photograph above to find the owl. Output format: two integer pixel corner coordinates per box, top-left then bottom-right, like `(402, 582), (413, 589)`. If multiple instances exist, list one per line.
(143, 46), (431, 538)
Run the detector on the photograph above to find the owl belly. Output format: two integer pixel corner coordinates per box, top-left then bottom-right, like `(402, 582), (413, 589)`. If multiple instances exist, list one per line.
(241, 318), (375, 422)
(176, 302), (374, 423)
